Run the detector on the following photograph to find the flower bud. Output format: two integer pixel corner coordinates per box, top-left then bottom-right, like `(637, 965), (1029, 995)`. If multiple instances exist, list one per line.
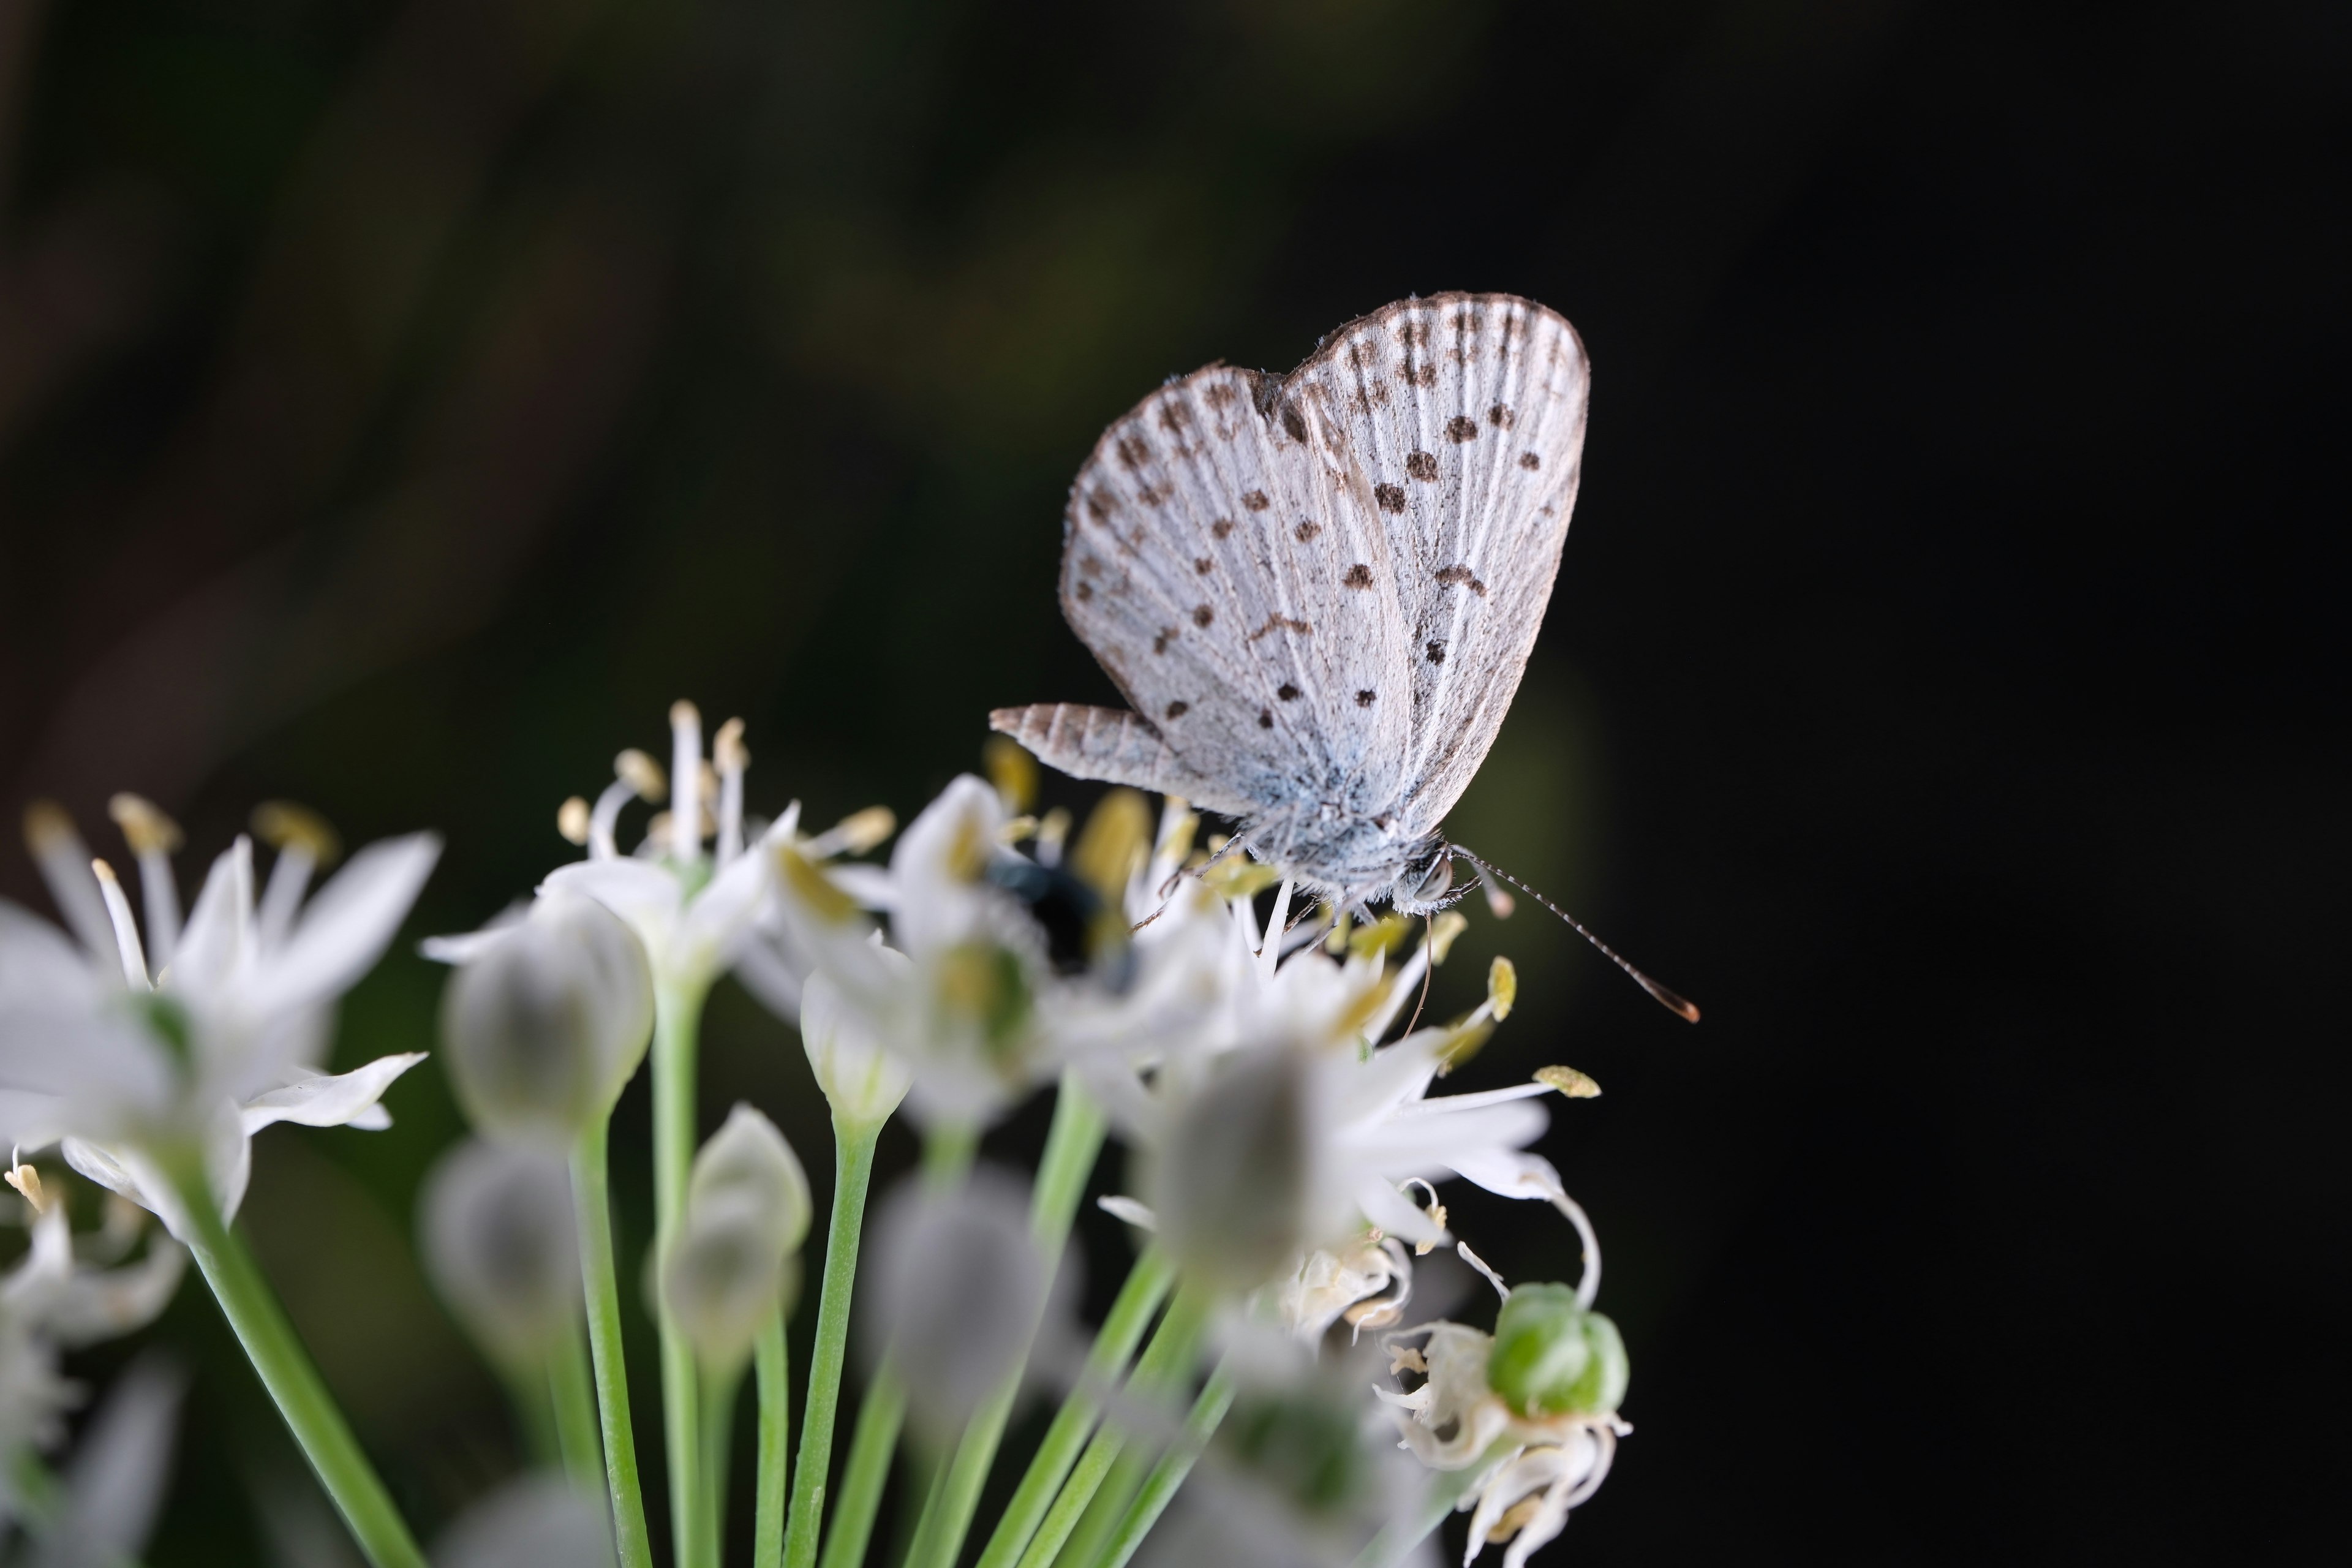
(419, 1140), (581, 1371)
(1486, 1283), (1629, 1419)
(440, 892), (654, 1148)
(801, 971), (913, 1131)
(662, 1105), (810, 1373)
(862, 1168), (1063, 1441)
(434, 1473), (614, 1568)
(1148, 1044), (1315, 1293)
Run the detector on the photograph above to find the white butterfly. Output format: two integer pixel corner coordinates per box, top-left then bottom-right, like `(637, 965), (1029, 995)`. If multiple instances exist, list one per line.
(993, 293), (1696, 1020)
(994, 290), (1583, 900)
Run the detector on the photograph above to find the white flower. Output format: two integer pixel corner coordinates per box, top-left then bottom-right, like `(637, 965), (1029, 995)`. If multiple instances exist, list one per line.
(1376, 1257), (1630, 1568)
(19, 1354), (186, 1567)
(418, 1139), (582, 1372)
(432, 1472), (615, 1568)
(0, 1164), (186, 1528)
(796, 971), (914, 1131)
(1095, 871), (1597, 1312)
(0, 799), (435, 1236)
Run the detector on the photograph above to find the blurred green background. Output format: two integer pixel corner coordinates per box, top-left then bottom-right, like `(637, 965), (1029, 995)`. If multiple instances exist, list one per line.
(2, 0), (2343, 1561)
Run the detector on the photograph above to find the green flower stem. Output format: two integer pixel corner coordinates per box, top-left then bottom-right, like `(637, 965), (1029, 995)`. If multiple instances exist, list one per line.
(973, 1249), (1173, 1568)
(783, 1115), (883, 1568)
(756, 1312), (792, 1568)
(1090, 1356), (1235, 1568)
(179, 1178), (428, 1568)
(818, 1121), (973, 1568)
(550, 1316), (605, 1494)
(501, 1362), (559, 1468)
(699, 1362), (743, 1568)
(1346, 1467), (1479, 1568)
(573, 1120), (657, 1568)
(815, 1367), (904, 1568)
(654, 982), (709, 1568)
(906, 1077), (1107, 1568)
(1012, 1283), (1210, 1568)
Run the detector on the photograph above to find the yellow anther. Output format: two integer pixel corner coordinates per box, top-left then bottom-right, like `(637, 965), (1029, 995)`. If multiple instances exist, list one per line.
(829, 806), (897, 856)
(1325, 907), (1353, 955)
(1348, 913), (1413, 961)
(23, 800), (75, 853)
(998, 815), (1039, 845)
(775, 845), (856, 924)
(1072, 788), (1151, 902)
(252, 801), (341, 865)
(1427, 910), (1469, 964)
(107, 794), (183, 856)
(557, 797), (592, 846)
(5, 1163), (48, 1215)
(645, 810), (675, 849)
(1204, 858), (1283, 900)
(1536, 1065), (1602, 1099)
(714, 717), (749, 773)
(615, 748), (667, 801)
(1035, 807), (1072, 859)
(1487, 956), (1517, 1020)
(983, 736), (1039, 815)
(669, 698), (702, 731)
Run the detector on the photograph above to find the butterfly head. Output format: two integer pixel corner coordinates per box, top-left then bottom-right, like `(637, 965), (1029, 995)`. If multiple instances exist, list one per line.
(1387, 836), (1466, 917)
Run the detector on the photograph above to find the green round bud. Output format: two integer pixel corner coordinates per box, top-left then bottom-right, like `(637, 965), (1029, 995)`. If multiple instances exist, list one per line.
(1487, 1283), (1629, 1419)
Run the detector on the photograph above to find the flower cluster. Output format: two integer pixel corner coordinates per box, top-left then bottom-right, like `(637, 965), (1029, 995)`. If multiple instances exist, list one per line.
(0, 706), (1645, 1568)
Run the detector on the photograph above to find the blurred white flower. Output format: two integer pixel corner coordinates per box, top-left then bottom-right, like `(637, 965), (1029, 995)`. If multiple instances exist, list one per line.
(25, 1354), (186, 1568)
(432, 1472), (614, 1568)
(433, 892), (654, 1149)
(796, 972), (913, 1132)
(0, 799), (435, 1237)
(660, 1104), (810, 1373)
(0, 1166), (186, 1529)
(418, 1140), (582, 1372)
(861, 1167), (1066, 1442)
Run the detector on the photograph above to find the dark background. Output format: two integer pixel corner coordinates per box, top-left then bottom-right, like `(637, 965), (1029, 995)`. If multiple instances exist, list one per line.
(2, 0), (2345, 1561)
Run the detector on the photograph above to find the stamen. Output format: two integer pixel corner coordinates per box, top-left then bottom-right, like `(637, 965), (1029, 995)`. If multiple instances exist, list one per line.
(805, 806), (896, 859)
(615, 747), (668, 802)
(668, 700), (703, 861)
(252, 801), (336, 951)
(557, 796), (593, 846)
(595, 750), (666, 860)
(1456, 1240), (1510, 1301)
(1400, 1177), (1447, 1253)
(108, 793), (184, 973)
(23, 802), (116, 963)
(91, 859), (152, 989)
(1427, 910), (1469, 963)
(4, 1163), (47, 1215)
(1536, 1065), (1601, 1099)
(1544, 1185), (1604, 1310)
(714, 717), (748, 867)
(1033, 807), (1072, 869)
(1259, 876), (1292, 981)
(982, 735), (1039, 815)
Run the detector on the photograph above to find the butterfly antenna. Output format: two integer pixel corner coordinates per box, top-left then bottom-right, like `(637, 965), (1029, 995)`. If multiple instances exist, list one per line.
(1449, 845), (1700, 1023)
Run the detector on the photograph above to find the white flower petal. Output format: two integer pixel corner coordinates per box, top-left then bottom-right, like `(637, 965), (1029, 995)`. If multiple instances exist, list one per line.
(1441, 1147), (1566, 1203)
(35, 1355), (187, 1566)
(240, 1052), (428, 1134)
(168, 838), (254, 1003)
(420, 901), (530, 965)
(543, 858), (683, 958)
(251, 834), (440, 1018)
(0, 899), (106, 1009)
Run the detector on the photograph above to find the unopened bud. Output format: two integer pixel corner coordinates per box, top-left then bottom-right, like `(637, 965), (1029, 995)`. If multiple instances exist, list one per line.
(1486, 1282), (1629, 1419)
(419, 1139), (580, 1369)
(1148, 1044), (1314, 1292)
(864, 1169), (1061, 1441)
(440, 892), (654, 1148)
(801, 971), (913, 1131)
(662, 1106), (810, 1373)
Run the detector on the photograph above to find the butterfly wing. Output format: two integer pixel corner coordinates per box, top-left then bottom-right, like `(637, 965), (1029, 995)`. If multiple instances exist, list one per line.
(1048, 363), (1415, 825)
(1284, 293), (1589, 831)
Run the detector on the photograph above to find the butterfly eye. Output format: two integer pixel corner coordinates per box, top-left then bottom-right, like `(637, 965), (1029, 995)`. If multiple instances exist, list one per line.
(1411, 853), (1453, 906)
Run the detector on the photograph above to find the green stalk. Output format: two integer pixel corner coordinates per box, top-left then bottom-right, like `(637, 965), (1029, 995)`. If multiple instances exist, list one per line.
(783, 1116), (882, 1568)
(972, 1250), (1172, 1568)
(1089, 1357), (1235, 1568)
(1012, 1284), (1208, 1568)
(756, 1313), (791, 1568)
(905, 1079), (1106, 1568)
(550, 1315), (605, 1494)
(1346, 1468), (1479, 1568)
(500, 1360), (559, 1468)
(700, 1362), (743, 1568)
(654, 982), (710, 1568)
(815, 1368), (903, 1568)
(573, 1120), (657, 1568)
(179, 1177), (428, 1568)
(816, 1121), (976, 1568)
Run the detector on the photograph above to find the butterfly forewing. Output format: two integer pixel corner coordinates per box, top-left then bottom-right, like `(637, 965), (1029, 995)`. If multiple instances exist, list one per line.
(1285, 295), (1589, 829)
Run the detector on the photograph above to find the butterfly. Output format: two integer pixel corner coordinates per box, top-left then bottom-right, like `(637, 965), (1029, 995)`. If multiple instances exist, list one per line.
(992, 292), (1695, 1019)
